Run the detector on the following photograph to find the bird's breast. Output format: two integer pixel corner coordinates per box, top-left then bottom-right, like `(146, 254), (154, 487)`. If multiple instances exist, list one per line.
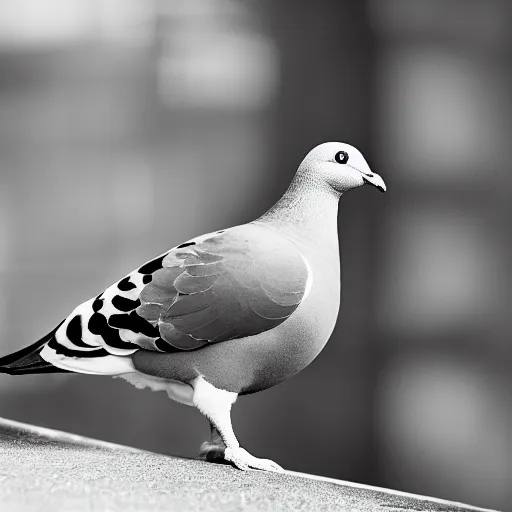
(235, 246), (341, 394)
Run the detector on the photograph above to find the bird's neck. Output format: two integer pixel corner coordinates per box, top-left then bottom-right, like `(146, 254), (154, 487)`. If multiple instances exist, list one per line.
(254, 171), (341, 255)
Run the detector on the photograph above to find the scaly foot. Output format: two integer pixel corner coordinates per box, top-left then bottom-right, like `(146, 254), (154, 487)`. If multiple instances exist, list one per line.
(224, 446), (283, 472)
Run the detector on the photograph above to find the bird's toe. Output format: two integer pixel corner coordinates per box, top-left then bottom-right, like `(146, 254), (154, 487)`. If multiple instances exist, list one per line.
(224, 447), (283, 472)
(262, 459), (284, 472)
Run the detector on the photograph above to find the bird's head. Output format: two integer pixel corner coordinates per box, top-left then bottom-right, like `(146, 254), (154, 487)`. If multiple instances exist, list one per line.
(301, 142), (386, 194)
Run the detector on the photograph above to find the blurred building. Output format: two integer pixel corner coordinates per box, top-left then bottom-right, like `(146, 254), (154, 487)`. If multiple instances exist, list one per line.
(0, 1), (510, 510)
(369, 1), (512, 508)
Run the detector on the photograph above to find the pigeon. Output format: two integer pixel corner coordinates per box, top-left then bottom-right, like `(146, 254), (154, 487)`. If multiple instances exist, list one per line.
(0, 142), (385, 471)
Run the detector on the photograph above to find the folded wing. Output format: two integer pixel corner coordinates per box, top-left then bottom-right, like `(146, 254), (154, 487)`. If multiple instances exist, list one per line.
(138, 224), (309, 350)
(40, 224), (309, 374)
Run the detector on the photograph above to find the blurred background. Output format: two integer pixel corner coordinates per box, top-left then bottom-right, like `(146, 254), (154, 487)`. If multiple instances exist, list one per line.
(0, 0), (510, 509)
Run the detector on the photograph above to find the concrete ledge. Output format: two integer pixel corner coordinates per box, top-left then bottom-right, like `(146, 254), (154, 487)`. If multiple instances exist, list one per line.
(0, 417), (500, 512)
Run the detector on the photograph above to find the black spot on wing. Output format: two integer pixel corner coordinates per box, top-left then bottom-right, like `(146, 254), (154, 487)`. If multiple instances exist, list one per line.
(92, 295), (103, 312)
(108, 311), (159, 338)
(66, 315), (96, 348)
(154, 337), (183, 353)
(117, 276), (136, 291)
(66, 315), (82, 344)
(112, 295), (141, 312)
(142, 275), (152, 284)
(47, 338), (109, 358)
(88, 313), (137, 350)
(177, 242), (196, 249)
(139, 254), (167, 275)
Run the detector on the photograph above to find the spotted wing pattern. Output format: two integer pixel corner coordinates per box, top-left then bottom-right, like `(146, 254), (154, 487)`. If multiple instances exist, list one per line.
(45, 253), (170, 360)
(42, 224), (308, 361)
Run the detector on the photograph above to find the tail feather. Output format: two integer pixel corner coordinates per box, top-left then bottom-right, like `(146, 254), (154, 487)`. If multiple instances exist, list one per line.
(1, 364), (70, 375)
(0, 321), (69, 375)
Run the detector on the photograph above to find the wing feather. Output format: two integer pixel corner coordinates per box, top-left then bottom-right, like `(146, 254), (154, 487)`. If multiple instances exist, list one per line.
(141, 224), (308, 349)
(47, 224), (309, 366)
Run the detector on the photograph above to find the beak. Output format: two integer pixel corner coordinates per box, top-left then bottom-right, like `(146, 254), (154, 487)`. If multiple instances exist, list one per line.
(362, 172), (386, 193)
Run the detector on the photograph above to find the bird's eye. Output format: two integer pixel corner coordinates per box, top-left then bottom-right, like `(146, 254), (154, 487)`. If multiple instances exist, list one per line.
(334, 151), (349, 164)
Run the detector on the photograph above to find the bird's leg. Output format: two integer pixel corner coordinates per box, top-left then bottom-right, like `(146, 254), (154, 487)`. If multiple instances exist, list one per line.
(199, 422), (227, 463)
(192, 376), (283, 472)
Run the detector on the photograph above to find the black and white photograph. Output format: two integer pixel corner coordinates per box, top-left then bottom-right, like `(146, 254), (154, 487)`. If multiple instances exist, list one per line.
(0, 1), (510, 511)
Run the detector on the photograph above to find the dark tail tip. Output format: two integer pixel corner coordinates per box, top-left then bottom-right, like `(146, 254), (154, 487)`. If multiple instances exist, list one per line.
(0, 321), (69, 375)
